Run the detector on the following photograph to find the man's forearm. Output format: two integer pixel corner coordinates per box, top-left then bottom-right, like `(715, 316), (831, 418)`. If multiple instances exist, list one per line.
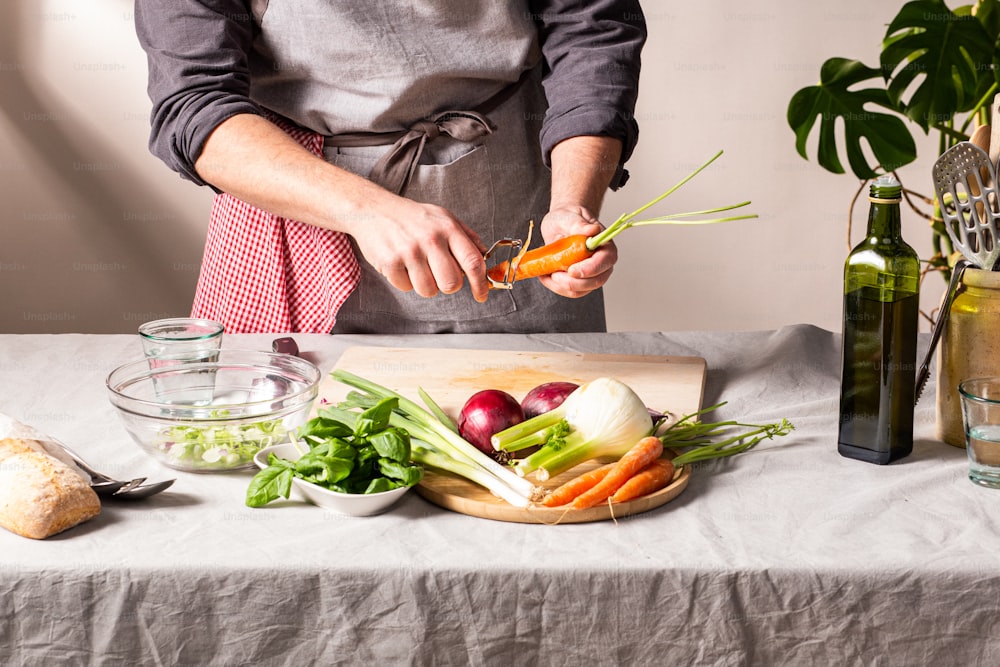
(548, 135), (624, 216)
(193, 113), (392, 235)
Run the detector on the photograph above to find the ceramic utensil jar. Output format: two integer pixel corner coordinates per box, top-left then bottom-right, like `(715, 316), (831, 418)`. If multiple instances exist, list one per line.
(937, 268), (1000, 446)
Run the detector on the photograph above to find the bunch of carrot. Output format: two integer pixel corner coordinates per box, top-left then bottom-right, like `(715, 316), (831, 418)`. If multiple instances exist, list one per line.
(541, 437), (672, 509)
(539, 405), (796, 510)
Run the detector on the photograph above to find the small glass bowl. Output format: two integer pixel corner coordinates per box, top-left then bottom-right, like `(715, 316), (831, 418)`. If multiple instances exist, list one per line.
(106, 350), (321, 472)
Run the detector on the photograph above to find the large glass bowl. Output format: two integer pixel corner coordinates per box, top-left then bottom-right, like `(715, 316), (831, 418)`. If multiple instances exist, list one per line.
(106, 350), (322, 472)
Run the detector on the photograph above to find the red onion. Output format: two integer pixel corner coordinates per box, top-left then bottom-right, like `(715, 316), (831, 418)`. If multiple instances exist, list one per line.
(520, 381), (579, 419)
(458, 390), (525, 457)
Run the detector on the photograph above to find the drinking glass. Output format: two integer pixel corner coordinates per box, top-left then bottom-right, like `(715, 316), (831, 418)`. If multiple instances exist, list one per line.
(959, 377), (1000, 489)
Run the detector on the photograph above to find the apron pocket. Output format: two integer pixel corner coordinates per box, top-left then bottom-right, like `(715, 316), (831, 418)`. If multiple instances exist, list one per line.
(326, 143), (516, 323)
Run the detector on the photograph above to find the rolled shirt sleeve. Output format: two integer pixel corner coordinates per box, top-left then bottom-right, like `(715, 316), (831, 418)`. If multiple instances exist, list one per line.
(529, 0), (647, 189)
(134, 0), (646, 191)
(134, 0), (262, 187)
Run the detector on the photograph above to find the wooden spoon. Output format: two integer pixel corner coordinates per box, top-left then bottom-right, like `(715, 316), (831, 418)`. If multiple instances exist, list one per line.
(967, 123), (992, 215)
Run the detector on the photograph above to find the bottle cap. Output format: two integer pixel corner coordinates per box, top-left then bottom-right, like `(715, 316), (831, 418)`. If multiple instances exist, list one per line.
(870, 174), (902, 202)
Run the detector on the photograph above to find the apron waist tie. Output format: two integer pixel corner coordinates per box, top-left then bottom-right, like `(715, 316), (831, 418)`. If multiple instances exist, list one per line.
(325, 110), (495, 195)
(323, 69), (531, 195)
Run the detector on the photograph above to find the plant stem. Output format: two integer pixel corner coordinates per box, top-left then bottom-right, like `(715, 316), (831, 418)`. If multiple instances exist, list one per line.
(631, 213), (757, 227)
(961, 83), (998, 134)
(669, 419), (795, 467)
(586, 150), (756, 250)
(419, 387), (458, 434)
(492, 409), (567, 451)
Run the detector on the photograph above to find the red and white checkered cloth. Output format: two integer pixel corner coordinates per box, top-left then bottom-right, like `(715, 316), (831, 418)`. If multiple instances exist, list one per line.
(191, 116), (360, 333)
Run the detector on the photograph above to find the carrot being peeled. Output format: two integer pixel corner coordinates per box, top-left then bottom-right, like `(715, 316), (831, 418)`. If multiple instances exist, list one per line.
(610, 459), (674, 503)
(570, 436), (664, 510)
(540, 461), (616, 507)
(485, 150), (757, 285)
(487, 235), (593, 284)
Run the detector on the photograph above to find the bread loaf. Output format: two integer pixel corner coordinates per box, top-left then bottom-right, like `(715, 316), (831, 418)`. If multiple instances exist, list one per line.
(0, 438), (101, 539)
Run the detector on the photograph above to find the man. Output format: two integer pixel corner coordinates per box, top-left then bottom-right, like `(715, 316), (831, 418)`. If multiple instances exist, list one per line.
(135, 1), (646, 333)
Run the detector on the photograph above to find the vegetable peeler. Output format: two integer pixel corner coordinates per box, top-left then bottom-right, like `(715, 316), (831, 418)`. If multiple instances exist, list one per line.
(482, 220), (534, 289)
(482, 237), (522, 289)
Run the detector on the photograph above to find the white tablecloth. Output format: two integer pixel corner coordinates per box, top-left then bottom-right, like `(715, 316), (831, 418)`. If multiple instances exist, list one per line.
(1, 326), (997, 666)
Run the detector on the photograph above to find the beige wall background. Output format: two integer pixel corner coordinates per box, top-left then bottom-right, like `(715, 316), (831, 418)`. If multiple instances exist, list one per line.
(0, 1), (944, 334)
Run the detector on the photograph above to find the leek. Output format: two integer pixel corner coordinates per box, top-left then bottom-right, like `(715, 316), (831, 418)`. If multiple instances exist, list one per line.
(330, 370), (542, 507)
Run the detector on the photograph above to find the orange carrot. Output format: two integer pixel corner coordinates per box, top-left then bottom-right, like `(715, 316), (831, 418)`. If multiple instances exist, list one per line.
(486, 151), (758, 285)
(610, 459), (675, 503)
(541, 462), (617, 507)
(570, 437), (664, 510)
(487, 235), (594, 283)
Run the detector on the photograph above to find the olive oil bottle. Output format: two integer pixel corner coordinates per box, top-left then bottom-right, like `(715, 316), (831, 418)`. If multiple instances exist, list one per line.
(837, 175), (920, 464)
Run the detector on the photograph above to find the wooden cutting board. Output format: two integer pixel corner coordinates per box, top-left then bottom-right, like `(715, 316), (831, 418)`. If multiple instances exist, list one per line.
(319, 346), (707, 523)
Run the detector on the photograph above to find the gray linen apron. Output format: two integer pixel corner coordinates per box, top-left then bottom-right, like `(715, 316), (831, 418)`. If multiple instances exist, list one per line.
(248, 1), (606, 334)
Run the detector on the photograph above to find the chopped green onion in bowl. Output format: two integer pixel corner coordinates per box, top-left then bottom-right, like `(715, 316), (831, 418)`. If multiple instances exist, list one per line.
(156, 419), (289, 470)
(106, 350), (322, 473)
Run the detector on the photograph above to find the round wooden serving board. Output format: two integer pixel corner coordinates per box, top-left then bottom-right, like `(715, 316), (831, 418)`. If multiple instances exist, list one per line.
(321, 346), (707, 524)
(414, 454), (691, 524)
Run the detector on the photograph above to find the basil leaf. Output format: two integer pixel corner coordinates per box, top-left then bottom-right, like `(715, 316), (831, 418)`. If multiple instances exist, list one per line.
(364, 477), (397, 494)
(378, 459), (424, 486)
(354, 397), (397, 437)
(246, 464), (294, 507)
(266, 453), (295, 468)
(370, 427), (410, 462)
(309, 438), (356, 461)
(298, 416), (353, 441)
(295, 453), (353, 484)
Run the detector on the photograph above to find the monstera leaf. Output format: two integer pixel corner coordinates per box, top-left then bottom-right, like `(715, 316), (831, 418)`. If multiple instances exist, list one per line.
(787, 58), (917, 179)
(969, 0), (1000, 40)
(881, 0), (996, 130)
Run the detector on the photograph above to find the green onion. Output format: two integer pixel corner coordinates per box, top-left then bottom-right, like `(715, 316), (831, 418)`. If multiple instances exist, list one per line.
(331, 370), (542, 507)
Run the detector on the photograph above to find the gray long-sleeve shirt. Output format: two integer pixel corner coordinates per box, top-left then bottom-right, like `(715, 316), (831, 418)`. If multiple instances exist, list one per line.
(134, 0), (646, 189)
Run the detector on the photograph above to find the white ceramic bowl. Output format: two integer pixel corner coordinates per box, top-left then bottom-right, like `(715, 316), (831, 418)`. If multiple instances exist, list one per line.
(254, 442), (410, 516)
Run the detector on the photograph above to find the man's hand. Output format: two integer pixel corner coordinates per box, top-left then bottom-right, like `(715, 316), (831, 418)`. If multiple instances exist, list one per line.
(349, 199), (490, 302)
(540, 135), (624, 298)
(195, 113), (491, 302)
(536, 205), (617, 298)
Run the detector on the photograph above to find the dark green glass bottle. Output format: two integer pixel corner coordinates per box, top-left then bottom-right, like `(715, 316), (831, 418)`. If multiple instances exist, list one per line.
(838, 175), (920, 464)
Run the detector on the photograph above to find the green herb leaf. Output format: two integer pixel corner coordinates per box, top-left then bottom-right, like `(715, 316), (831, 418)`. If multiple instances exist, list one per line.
(245, 463), (295, 507)
(295, 452), (353, 484)
(309, 438), (356, 461)
(364, 477), (397, 494)
(378, 459), (424, 486)
(246, 388), (426, 507)
(354, 397), (398, 437)
(298, 416), (353, 441)
(370, 427), (411, 462)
